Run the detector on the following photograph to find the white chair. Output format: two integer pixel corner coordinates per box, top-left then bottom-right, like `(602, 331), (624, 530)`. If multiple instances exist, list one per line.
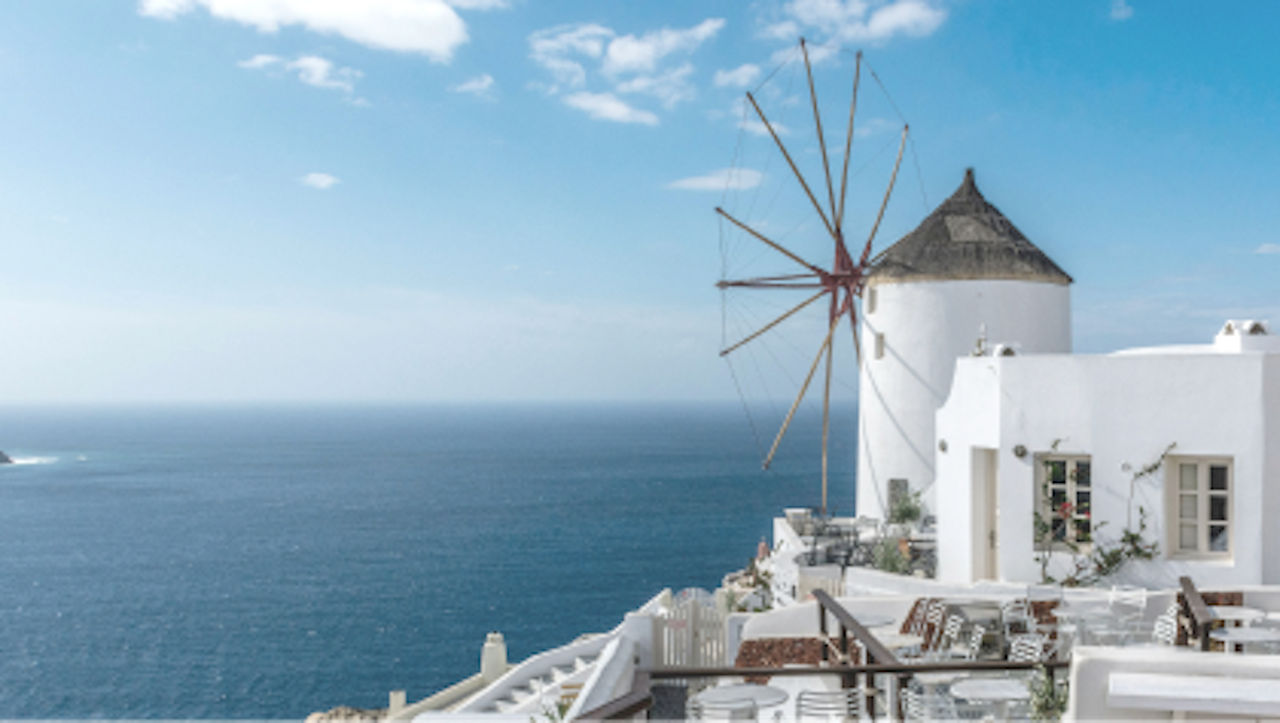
(795, 689), (863, 722)
(1001, 598), (1034, 640)
(965, 624), (987, 660)
(1109, 585), (1148, 619)
(1008, 633), (1048, 663)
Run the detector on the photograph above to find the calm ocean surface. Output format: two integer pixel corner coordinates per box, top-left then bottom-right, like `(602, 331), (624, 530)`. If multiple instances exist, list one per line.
(0, 404), (855, 718)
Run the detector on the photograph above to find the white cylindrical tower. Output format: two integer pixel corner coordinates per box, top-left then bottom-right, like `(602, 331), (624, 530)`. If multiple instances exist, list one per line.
(856, 169), (1072, 519)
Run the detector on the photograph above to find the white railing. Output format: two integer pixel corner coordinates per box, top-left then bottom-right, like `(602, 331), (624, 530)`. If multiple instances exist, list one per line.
(654, 589), (726, 669)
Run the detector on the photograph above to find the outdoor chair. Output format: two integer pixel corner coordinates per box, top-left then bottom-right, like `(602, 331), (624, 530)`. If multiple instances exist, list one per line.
(1152, 608), (1179, 646)
(795, 688), (863, 722)
(1008, 632), (1049, 663)
(925, 612), (968, 661)
(923, 599), (948, 650)
(1000, 598), (1035, 639)
(1109, 585), (1148, 620)
(965, 623), (987, 660)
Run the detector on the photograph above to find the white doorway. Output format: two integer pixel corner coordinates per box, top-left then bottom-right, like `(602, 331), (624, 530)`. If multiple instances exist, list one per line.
(971, 448), (999, 581)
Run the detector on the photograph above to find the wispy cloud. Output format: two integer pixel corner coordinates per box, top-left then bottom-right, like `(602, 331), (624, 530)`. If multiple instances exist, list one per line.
(530, 17), (723, 125)
(443, 0), (507, 8)
(287, 56), (361, 92)
(451, 73), (495, 98)
(237, 53), (281, 69)
(1110, 0), (1135, 21)
(602, 18), (725, 76)
(300, 172), (340, 190)
(563, 92), (659, 125)
(1256, 243), (1280, 255)
(855, 116), (898, 137)
(739, 118), (789, 137)
(714, 63), (760, 88)
(765, 0), (947, 49)
(667, 168), (763, 191)
(140, 0), (472, 62)
(528, 23), (614, 91)
(615, 64), (695, 109)
(239, 54), (364, 99)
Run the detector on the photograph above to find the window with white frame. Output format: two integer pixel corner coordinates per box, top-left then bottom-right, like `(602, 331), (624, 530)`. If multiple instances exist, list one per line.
(1036, 455), (1092, 547)
(1169, 457), (1232, 556)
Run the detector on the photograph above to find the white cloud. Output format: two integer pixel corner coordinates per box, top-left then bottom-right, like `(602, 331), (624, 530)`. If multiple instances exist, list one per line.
(738, 117), (790, 137)
(615, 64), (695, 109)
(531, 18), (722, 124)
(443, 0), (507, 8)
(237, 53), (281, 69)
(139, 0), (469, 62)
(240, 54), (363, 95)
(1110, 0), (1134, 21)
(714, 63), (761, 88)
(287, 55), (362, 92)
(563, 92), (659, 125)
(451, 73), (495, 97)
(766, 0), (946, 46)
(528, 23), (615, 90)
(855, 116), (897, 137)
(1256, 243), (1280, 255)
(300, 172), (340, 190)
(667, 168), (764, 191)
(602, 18), (725, 76)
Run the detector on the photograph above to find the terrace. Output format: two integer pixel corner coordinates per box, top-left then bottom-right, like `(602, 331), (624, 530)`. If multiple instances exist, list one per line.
(571, 578), (1280, 721)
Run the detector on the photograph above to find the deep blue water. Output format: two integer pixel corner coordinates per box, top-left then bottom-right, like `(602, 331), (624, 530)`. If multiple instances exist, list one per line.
(0, 404), (855, 718)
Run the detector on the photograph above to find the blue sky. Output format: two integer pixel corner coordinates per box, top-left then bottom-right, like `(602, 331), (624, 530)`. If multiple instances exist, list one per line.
(0, 0), (1276, 404)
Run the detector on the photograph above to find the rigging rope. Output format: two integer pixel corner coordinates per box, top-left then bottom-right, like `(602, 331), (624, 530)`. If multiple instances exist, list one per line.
(725, 356), (768, 463)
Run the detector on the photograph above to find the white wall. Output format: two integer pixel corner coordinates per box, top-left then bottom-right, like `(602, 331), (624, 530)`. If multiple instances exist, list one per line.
(1265, 355), (1280, 584)
(857, 279), (1070, 520)
(936, 349), (1273, 587)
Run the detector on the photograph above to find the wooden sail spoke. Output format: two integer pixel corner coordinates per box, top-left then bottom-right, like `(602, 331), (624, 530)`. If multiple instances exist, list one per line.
(716, 207), (825, 275)
(717, 273), (823, 289)
(801, 38), (838, 226)
(720, 289), (828, 357)
(745, 92), (837, 242)
(821, 308), (835, 516)
(763, 313), (844, 470)
(836, 51), (862, 231)
(858, 124), (908, 266)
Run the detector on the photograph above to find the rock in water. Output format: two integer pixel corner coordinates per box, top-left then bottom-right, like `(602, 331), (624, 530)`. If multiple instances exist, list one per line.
(0, 451), (11, 464)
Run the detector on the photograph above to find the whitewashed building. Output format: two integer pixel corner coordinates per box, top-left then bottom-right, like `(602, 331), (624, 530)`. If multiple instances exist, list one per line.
(854, 168), (1280, 590)
(935, 319), (1280, 587)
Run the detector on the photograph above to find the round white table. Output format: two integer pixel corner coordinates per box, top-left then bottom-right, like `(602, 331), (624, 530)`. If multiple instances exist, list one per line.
(1210, 626), (1280, 653)
(694, 682), (789, 708)
(1211, 605), (1265, 625)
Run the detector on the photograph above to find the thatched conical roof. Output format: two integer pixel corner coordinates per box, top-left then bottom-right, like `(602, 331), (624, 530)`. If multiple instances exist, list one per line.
(869, 169), (1072, 285)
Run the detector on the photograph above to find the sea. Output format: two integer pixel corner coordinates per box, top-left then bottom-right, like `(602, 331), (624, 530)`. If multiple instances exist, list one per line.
(0, 403), (856, 719)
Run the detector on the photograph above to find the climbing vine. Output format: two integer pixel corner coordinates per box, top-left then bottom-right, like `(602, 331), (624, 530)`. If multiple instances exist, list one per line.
(1033, 442), (1171, 586)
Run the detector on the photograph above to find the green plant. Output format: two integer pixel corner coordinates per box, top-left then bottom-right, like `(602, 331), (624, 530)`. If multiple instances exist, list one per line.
(872, 537), (910, 574)
(888, 489), (923, 525)
(1027, 664), (1068, 721)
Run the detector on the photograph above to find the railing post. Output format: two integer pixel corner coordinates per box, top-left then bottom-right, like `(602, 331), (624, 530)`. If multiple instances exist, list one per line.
(819, 600), (829, 663)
